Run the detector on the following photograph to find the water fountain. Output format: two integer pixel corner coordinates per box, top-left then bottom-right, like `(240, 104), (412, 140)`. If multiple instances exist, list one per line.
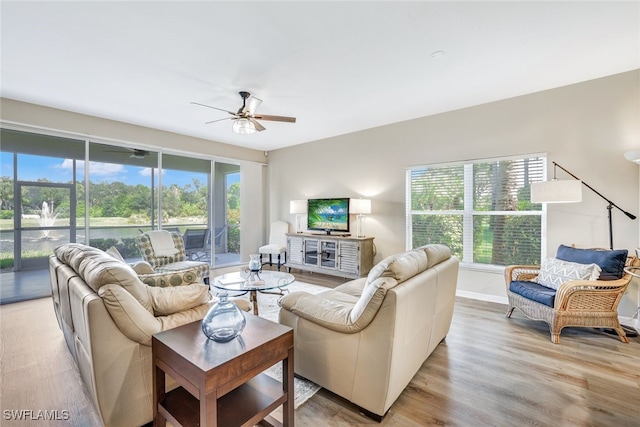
(39, 201), (58, 240)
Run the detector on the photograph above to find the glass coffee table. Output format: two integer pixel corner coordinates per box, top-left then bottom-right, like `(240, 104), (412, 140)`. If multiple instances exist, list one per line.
(212, 270), (295, 316)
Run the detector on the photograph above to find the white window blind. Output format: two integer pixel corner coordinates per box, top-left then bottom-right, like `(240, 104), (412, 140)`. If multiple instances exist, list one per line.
(406, 155), (545, 266)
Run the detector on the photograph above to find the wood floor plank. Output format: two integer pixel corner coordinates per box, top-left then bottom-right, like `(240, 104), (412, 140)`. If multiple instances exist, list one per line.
(1, 271), (639, 426)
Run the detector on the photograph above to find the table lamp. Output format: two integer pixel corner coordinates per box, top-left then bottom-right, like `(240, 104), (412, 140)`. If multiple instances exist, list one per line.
(350, 199), (371, 238)
(290, 200), (307, 233)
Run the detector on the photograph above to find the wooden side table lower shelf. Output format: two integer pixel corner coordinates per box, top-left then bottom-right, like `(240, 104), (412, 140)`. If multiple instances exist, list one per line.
(152, 314), (294, 427)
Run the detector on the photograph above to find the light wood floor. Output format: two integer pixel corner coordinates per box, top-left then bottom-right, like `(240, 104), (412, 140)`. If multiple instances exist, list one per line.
(1, 270), (639, 426)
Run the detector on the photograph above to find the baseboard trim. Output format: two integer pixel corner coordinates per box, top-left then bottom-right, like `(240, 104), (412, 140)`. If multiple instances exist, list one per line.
(456, 290), (508, 305)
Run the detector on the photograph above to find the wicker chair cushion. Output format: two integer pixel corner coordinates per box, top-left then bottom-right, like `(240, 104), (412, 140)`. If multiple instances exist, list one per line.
(509, 280), (556, 307)
(556, 245), (628, 281)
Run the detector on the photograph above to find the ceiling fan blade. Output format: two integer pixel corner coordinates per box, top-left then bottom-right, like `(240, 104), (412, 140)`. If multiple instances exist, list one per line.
(246, 96), (263, 115)
(253, 114), (296, 123)
(190, 102), (237, 116)
(250, 118), (266, 132)
(205, 117), (234, 125)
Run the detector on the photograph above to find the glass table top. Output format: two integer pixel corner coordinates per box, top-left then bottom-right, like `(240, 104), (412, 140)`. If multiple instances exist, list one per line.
(212, 270), (295, 292)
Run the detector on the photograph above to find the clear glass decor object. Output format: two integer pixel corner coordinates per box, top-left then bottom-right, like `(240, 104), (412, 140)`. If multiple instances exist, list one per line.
(248, 254), (261, 272)
(201, 293), (246, 342)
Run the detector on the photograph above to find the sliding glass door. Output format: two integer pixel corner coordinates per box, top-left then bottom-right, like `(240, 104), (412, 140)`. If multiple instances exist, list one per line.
(0, 128), (246, 271)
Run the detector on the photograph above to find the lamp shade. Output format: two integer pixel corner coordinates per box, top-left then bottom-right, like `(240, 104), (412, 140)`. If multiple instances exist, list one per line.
(624, 150), (640, 164)
(290, 199), (307, 214)
(530, 180), (582, 203)
(350, 198), (371, 214)
(232, 118), (256, 135)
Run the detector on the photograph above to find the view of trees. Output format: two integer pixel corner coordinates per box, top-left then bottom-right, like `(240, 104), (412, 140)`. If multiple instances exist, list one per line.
(0, 176), (239, 224)
(410, 159), (542, 266)
(0, 175), (241, 264)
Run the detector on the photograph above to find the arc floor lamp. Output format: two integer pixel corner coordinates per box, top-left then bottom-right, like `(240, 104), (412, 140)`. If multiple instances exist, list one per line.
(531, 161), (636, 250)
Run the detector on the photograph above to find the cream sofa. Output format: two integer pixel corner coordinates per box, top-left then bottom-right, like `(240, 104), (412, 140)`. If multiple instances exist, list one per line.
(278, 244), (459, 420)
(49, 243), (249, 427)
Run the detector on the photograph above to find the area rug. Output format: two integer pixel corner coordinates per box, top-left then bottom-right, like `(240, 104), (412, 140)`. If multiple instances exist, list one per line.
(249, 281), (327, 409)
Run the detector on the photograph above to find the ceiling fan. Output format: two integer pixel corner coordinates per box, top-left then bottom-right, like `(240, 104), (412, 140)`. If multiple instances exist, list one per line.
(191, 91), (296, 134)
(104, 148), (150, 159)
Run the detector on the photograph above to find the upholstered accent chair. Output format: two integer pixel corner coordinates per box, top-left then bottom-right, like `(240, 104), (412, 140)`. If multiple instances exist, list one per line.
(259, 220), (289, 271)
(505, 245), (638, 343)
(135, 231), (209, 283)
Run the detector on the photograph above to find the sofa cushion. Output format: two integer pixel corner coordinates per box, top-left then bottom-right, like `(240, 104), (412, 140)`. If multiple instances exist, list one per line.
(146, 283), (211, 316)
(366, 249), (427, 286)
(509, 280), (556, 307)
(556, 245), (627, 281)
(536, 257), (601, 290)
(334, 278), (367, 297)
(55, 243), (153, 313)
(420, 244), (452, 269)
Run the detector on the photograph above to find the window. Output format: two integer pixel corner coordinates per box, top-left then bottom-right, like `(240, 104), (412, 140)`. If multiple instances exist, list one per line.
(407, 155), (545, 267)
(0, 128), (244, 272)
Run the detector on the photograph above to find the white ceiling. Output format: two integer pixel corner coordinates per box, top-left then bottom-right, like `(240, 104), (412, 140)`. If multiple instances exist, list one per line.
(2, 1), (639, 152)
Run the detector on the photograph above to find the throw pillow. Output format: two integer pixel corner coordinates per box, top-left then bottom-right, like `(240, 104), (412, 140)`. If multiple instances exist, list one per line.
(556, 245), (628, 281)
(146, 283), (211, 316)
(536, 257), (601, 290)
(106, 246), (125, 263)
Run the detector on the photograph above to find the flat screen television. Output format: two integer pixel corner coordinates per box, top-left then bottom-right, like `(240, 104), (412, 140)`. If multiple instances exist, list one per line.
(307, 198), (350, 234)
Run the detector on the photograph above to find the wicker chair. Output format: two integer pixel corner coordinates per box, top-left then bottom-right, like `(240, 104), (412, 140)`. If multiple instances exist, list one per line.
(505, 255), (638, 344)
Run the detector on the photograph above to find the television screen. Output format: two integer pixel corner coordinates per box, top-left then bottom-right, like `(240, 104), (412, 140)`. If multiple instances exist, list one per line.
(307, 198), (350, 233)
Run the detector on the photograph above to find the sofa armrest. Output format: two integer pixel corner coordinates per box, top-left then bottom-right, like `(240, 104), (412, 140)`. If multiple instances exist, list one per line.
(99, 284), (162, 345)
(99, 284), (214, 346)
(279, 290), (362, 333)
(157, 303), (211, 331)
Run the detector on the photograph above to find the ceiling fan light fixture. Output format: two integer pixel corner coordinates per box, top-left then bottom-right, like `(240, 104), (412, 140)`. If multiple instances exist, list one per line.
(232, 118), (256, 135)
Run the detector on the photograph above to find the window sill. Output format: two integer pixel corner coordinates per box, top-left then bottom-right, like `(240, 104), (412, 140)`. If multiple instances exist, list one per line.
(459, 263), (505, 274)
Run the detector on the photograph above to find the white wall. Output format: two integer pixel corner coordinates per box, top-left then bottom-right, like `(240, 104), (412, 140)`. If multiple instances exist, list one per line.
(267, 70), (640, 315)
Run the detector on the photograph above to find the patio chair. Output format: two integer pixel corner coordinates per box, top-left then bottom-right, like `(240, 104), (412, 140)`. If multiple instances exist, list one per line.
(213, 226), (227, 249)
(183, 228), (211, 261)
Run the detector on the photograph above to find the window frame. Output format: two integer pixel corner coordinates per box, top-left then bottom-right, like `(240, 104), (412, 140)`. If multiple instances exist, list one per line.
(406, 153), (547, 271)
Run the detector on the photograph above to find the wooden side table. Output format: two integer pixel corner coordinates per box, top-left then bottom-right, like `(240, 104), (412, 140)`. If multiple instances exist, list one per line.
(152, 313), (294, 426)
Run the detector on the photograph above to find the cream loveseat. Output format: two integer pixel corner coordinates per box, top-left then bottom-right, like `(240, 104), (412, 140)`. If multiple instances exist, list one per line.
(278, 244), (459, 420)
(49, 243), (249, 427)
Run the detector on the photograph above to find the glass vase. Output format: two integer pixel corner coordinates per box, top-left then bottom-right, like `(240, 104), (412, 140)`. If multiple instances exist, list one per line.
(248, 254), (261, 272)
(201, 293), (246, 342)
